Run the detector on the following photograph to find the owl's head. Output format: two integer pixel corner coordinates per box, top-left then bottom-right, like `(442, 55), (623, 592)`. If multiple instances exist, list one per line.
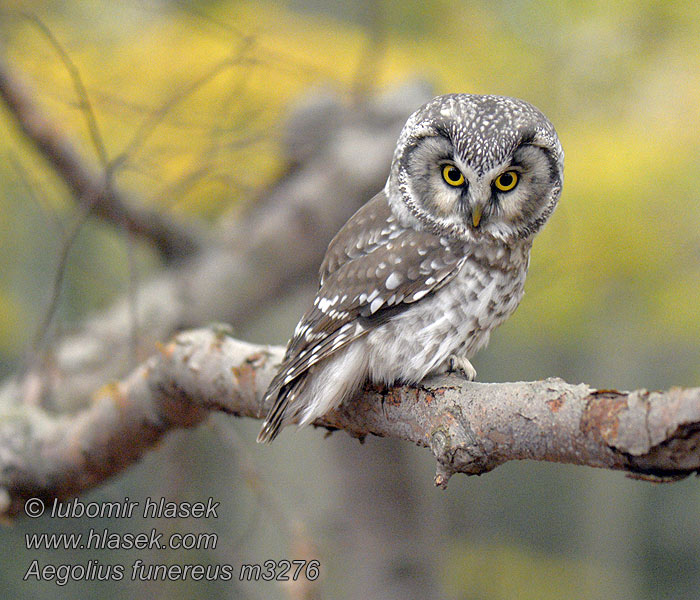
(385, 94), (564, 243)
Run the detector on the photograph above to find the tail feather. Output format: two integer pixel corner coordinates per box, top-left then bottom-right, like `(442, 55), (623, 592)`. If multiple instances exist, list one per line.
(256, 378), (306, 443)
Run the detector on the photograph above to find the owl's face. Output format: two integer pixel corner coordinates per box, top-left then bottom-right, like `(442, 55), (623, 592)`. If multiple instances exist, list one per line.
(386, 94), (564, 243)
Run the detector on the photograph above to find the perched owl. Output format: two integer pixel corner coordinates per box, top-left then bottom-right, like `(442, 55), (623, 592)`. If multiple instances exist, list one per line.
(257, 94), (563, 443)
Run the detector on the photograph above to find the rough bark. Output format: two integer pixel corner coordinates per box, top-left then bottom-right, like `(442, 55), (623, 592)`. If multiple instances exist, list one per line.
(1, 327), (698, 520)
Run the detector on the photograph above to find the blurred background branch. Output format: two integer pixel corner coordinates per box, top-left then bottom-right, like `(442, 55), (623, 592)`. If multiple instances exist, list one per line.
(0, 57), (430, 410)
(0, 56), (202, 262)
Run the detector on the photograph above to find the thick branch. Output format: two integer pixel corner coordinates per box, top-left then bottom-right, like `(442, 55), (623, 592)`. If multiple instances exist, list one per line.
(1, 327), (699, 519)
(0, 57), (201, 261)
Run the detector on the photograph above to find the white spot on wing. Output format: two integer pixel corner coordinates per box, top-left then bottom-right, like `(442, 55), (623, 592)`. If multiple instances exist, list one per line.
(370, 297), (384, 314)
(412, 289), (430, 301)
(385, 271), (403, 290)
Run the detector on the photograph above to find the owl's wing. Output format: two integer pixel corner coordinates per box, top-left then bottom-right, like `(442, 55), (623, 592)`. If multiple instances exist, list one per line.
(319, 191), (402, 285)
(258, 193), (466, 441)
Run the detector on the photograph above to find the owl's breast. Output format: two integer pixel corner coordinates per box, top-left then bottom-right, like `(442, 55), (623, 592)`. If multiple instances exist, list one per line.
(365, 240), (530, 384)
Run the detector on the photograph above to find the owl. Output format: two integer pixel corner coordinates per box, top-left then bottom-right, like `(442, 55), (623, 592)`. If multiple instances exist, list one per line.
(257, 94), (563, 443)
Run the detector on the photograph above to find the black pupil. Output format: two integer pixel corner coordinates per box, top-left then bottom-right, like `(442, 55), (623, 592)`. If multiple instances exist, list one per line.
(500, 173), (513, 187)
(448, 167), (459, 181)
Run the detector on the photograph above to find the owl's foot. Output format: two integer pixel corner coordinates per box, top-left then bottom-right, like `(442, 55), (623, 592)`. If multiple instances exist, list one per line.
(443, 355), (477, 381)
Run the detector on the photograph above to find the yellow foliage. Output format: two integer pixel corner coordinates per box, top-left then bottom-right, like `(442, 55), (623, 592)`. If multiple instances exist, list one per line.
(0, 0), (699, 374)
(443, 540), (626, 599)
(0, 292), (24, 351)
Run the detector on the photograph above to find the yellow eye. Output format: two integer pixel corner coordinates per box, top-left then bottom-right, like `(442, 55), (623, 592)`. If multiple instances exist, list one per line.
(442, 164), (465, 187)
(494, 171), (519, 192)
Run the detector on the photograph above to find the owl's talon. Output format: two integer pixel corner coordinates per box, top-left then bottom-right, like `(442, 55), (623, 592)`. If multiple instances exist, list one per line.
(446, 356), (477, 381)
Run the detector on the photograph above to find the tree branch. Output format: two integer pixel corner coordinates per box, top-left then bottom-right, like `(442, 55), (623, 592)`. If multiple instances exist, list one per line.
(1, 327), (699, 519)
(8, 81), (433, 410)
(0, 57), (201, 262)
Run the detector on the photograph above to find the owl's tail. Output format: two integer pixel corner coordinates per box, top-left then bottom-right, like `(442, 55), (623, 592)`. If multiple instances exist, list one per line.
(256, 377), (307, 443)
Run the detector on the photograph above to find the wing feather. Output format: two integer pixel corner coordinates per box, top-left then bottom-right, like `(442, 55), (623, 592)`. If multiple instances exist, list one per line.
(258, 192), (467, 442)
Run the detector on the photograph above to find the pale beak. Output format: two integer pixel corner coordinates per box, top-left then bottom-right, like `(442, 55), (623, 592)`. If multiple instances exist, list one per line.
(471, 204), (483, 228)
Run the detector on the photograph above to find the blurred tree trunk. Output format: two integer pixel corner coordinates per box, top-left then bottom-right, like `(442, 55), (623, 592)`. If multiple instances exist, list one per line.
(331, 436), (437, 599)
